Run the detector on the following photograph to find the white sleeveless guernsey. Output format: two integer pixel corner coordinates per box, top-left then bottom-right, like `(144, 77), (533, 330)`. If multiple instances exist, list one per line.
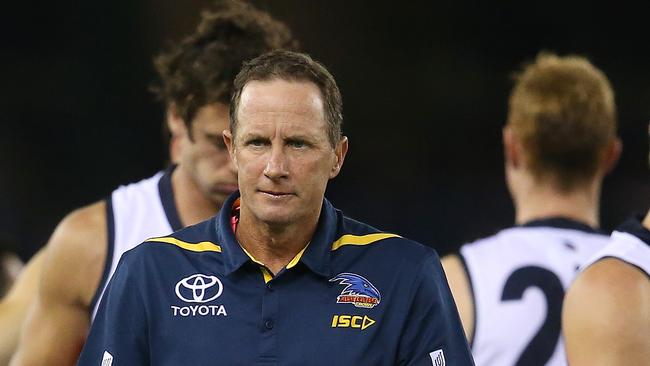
(582, 215), (650, 277)
(90, 169), (181, 320)
(459, 218), (609, 366)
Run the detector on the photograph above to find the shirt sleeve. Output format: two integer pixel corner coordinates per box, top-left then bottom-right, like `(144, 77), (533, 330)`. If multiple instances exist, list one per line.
(398, 251), (475, 366)
(77, 252), (149, 365)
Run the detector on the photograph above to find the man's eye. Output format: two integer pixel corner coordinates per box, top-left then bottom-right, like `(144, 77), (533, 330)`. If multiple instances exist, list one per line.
(248, 139), (267, 147)
(289, 140), (307, 148)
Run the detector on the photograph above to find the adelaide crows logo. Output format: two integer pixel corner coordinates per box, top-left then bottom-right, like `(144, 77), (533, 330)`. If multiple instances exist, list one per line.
(330, 273), (381, 309)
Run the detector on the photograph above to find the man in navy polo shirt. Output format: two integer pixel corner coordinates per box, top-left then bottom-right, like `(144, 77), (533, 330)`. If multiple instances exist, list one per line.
(78, 50), (474, 366)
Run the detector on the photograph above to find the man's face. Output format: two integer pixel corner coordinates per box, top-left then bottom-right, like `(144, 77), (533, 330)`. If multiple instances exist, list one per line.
(177, 103), (238, 209)
(225, 79), (347, 227)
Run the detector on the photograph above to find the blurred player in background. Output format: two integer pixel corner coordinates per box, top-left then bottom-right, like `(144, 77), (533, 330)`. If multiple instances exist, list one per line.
(442, 53), (621, 365)
(7, 2), (297, 365)
(563, 128), (650, 365)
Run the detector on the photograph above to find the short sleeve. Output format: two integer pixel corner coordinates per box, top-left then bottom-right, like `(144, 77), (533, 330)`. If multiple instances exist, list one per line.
(398, 251), (475, 366)
(77, 252), (149, 365)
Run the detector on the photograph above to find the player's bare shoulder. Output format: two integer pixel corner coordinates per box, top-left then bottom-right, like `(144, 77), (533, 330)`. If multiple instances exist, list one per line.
(566, 257), (649, 327)
(564, 258), (650, 364)
(42, 200), (108, 307)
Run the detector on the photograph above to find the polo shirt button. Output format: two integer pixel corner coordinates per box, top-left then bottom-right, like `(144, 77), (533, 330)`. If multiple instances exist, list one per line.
(264, 320), (274, 330)
(267, 283), (274, 291)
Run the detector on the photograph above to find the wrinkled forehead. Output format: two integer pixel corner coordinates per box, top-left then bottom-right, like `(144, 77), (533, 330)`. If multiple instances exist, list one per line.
(237, 79), (326, 122)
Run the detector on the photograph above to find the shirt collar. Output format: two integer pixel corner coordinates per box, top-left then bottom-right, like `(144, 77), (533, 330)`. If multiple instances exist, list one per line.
(519, 217), (603, 234)
(216, 191), (337, 278)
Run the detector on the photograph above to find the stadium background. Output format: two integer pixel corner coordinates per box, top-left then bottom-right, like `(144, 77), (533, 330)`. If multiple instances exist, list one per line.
(1, 1), (649, 260)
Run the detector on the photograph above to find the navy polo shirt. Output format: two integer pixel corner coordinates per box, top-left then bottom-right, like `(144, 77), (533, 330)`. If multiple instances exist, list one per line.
(78, 193), (474, 366)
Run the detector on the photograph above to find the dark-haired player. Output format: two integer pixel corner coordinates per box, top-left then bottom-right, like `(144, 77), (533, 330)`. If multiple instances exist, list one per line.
(8, 2), (296, 365)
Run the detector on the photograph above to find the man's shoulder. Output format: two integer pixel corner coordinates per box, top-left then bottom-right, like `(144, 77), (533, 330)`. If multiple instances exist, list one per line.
(124, 218), (220, 260)
(564, 258), (650, 348)
(460, 223), (606, 254)
(335, 215), (436, 261)
(38, 200), (109, 304)
(48, 200), (107, 260)
(111, 171), (164, 196)
(332, 216), (443, 300)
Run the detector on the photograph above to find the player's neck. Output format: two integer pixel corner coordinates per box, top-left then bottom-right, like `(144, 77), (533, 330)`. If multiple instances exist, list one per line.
(235, 210), (318, 275)
(512, 177), (600, 228)
(172, 167), (220, 227)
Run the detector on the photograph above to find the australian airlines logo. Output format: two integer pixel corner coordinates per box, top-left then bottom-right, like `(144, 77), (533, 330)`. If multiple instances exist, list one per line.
(330, 273), (381, 309)
(171, 274), (227, 317)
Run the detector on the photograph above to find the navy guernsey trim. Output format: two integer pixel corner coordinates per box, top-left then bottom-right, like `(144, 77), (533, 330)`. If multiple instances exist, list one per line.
(520, 217), (605, 235)
(458, 252), (477, 348)
(158, 166), (183, 231)
(89, 196), (116, 317)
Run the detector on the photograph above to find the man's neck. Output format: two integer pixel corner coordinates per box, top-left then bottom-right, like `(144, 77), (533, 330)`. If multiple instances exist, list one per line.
(512, 179), (600, 228)
(172, 167), (220, 226)
(235, 211), (318, 275)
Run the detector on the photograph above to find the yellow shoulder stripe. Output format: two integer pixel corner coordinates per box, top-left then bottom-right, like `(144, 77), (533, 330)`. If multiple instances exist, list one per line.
(331, 233), (401, 251)
(146, 236), (222, 253)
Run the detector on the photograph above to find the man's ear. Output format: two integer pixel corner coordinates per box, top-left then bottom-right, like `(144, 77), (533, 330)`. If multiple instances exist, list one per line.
(503, 125), (521, 169)
(167, 104), (189, 164)
(167, 104), (190, 137)
(223, 129), (237, 165)
(601, 137), (622, 174)
(330, 136), (349, 179)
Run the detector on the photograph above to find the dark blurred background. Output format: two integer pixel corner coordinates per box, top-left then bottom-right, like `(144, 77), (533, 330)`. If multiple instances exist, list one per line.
(1, 1), (649, 260)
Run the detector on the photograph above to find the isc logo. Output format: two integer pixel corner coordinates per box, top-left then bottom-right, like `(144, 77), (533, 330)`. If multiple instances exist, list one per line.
(331, 315), (376, 330)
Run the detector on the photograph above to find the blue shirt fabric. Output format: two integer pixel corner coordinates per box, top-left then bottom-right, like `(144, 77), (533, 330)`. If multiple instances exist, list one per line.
(78, 192), (474, 366)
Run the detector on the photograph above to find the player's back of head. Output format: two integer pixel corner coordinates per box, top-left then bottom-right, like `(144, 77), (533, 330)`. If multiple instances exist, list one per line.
(508, 53), (617, 191)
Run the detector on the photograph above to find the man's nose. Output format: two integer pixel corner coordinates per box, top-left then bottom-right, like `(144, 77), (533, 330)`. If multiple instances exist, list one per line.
(263, 145), (289, 180)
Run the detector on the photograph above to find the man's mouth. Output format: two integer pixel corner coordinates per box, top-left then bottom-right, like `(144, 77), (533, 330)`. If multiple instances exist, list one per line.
(258, 189), (295, 198)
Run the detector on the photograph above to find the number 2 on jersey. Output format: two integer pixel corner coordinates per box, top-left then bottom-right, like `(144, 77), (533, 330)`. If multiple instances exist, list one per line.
(501, 266), (564, 366)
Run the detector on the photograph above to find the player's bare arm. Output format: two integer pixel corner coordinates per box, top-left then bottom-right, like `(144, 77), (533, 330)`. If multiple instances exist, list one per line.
(441, 254), (475, 342)
(10, 201), (107, 366)
(0, 249), (45, 365)
(563, 258), (650, 366)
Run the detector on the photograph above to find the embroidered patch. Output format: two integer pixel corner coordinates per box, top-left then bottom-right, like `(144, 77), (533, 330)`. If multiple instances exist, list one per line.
(329, 273), (381, 308)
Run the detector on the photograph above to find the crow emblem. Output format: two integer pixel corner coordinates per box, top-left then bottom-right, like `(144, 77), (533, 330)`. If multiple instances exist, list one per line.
(330, 273), (381, 308)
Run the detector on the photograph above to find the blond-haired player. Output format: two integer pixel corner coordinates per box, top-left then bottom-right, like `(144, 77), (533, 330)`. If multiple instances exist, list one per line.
(443, 53), (621, 365)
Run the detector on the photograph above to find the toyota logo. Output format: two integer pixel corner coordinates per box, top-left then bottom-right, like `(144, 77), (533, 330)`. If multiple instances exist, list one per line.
(175, 274), (223, 303)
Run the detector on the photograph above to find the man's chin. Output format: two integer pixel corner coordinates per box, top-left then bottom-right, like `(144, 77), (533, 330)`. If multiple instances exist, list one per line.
(253, 210), (295, 228)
